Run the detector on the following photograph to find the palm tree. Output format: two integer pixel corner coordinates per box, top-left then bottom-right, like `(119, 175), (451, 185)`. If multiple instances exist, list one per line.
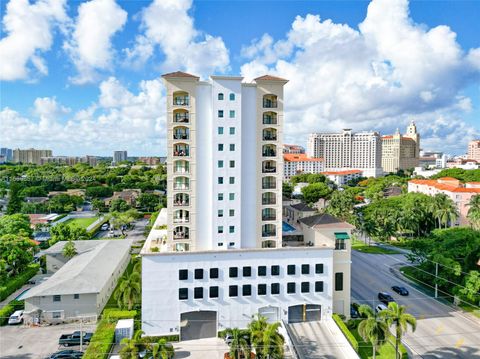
(248, 314), (268, 355)
(148, 338), (174, 359)
(114, 270), (141, 310)
(259, 322), (284, 359)
(119, 330), (144, 359)
(431, 193), (459, 229)
(379, 302), (417, 359)
(357, 305), (388, 359)
(226, 328), (251, 359)
(62, 240), (77, 259)
(467, 194), (480, 230)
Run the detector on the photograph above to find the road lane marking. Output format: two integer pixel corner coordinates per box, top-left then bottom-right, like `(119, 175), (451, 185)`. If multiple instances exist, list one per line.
(435, 325), (444, 334)
(455, 338), (464, 348)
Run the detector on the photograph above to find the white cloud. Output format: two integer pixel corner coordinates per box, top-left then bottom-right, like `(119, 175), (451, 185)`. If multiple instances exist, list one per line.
(240, 0), (480, 154)
(65, 0), (127, 84)
(125, 0), (229, 78)
(0, 0), (68, 81)
(0, 77), (166, 155)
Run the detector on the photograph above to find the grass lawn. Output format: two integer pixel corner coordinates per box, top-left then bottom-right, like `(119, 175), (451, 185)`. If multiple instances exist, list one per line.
(459, 303), (480, 319)
(352, 239), (401, 255)
(64, 216), (98, 229)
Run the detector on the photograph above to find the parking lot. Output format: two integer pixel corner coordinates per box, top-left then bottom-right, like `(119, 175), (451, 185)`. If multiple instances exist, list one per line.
(0, 323), (96, 359)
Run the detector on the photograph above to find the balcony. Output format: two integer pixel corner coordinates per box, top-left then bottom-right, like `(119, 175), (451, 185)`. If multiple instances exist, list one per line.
(173, 163), (189, 174)
(263, 134), (277, 141)
(262, 145), (277, 157)
(262, 165), (276, 174)
(261, 240), (277, 248)
(262, 214), (276, 221)
(263, 112), (278, 125)
(263, 95), (278, 108)
(173, 96), (189, 106)
(174, 226), (189, 239)
(174, 194), (189, 206)
(173, 132), (189, 140)
(174, 243), (190, 252)
(262, 180), (276, 190)
(173, 183), (189, 190)
(262, 193), (276, 205)
(173, 112), (189, 123)
(173, 144), (189, 157)
(173, 217), (190, 224)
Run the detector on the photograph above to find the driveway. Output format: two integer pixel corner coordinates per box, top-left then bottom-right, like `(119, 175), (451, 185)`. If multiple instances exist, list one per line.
(0, 323), (96, 359)
(173, 337), (229, 359)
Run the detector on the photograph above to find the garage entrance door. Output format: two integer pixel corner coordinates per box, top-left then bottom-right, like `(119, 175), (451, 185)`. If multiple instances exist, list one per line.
(258, 306), (280, 323)
(180, 311), (217, 341)
(288, 304), (321, 323)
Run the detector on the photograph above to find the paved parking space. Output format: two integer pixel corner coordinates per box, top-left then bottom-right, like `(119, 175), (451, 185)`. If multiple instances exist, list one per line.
(0, 323), (96, 359)
(173, 337), (229, 359)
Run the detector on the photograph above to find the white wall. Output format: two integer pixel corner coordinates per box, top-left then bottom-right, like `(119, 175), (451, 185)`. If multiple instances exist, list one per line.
(142, 248), (334, 336)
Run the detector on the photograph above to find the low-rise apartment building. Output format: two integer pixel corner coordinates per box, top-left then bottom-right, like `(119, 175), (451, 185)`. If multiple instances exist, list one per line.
(322, 169), (363, 186)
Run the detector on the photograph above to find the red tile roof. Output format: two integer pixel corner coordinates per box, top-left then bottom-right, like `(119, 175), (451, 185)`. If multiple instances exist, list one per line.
(409, 179), (480, 193)
(255, 75), (288, 82)
(284, 154), (323, 162)
(162, 71), (199, 79)
(322, 170), (362, 175)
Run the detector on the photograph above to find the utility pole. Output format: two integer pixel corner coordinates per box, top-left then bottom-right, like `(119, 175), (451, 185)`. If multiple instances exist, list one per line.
(80, 318), (83, 352)
(434, 262), (439, 298)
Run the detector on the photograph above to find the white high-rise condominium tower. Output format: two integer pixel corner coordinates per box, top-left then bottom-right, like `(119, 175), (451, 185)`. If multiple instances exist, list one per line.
(307, 129), (383, 177)
(113, 150), (128, 163)
(164, 72), (287, 251)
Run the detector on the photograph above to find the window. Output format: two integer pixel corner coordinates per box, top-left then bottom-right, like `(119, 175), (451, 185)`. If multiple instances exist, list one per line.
(315, 281), (324, 293)
(302, 264), (310, 275)
(218, 93), (224, 100)
(53, 295), (61, 302)
(229, 177), (235, 184)
(74, 294), (80, 300)
(229, 193), (235, 200)
(243, 266), (252, 277)
(229, 127), (235, 135)
(335, 238), (347, 250)
(218, 226), (224, 234)
(194, 269), (203, 280)
(179, 269), (188, 280)
(218, 127), (224, 135)
(229, 267), (238, 278)
(243, 284), (252, 296)
(218, 160), (224, 168)
(287, 265), (296, 275)
(229, 226), (235, 233)
(287, 282), (296, 294)
(258, 284), (267, 295)
(229, 160), (235, 168)
(229, 110), (235, 118)
(218, 144), (224, 151)
(229, 242), (235, 247)
(218, 242), (224, 247)
(210, 268), (219, 279)
(315, 263), (324, 274)
(301, 282), (310, 293)
(52, 312), (62, 319)
(230, 144), (235, 151)
(218, 193), (224, 201)
(194, 287), (203, 299)
(218, 177), (224, 184)
(179, 288), (188, 300)
(210, 286), (219, 298)
(271, 265), (280, 276)
(271, 283), (280, 295)
(258, 266), (267, 276)
(229, 93), (235, 101)
(229, 285), (238, 297)
(218, 110), (224, 118)
(229, 209), (235, 217)
(335, 272), (344, 291)
(218, 209), (224, 217)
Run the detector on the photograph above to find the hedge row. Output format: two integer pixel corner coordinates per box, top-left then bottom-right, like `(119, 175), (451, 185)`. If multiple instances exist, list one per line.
(0, 300), (24, 326)
(0, 264), (40, 301)
(82, 319), (116, 359)
(102, 309), (137, 320)
(332, 313), (359, 352)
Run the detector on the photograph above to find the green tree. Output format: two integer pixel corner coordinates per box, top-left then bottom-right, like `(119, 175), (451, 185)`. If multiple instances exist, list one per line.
(325, 190), (356, 222)
(47, 194), (83, 213)
(225, 328), (251, 359)
(109, 198), (131, 212)
(282, 182), (293, 199)
(467, 195), (480, 230)
(147, 338), (174, 359)
(62, 240), (77, 259)
(119, 330), (144, 359)
(49, 223), (90, 246)
(357, 305), (388, 359)
(379, 302), (416, 359)
(257, 322), (284, 359)
(6, 182), (23, 214)
(92, 198), (107, 212)
(248, 314), (268, 356)
(0, 213), (33, 237)
(431, 193), (459, 228)
(0, 234), (35, 277)
(114, 270), (141, 310)
(138, 193), (160, 212)
(85, 186), (113, 198)
(301, 182), (332, 204)
(19, 185), (48, 198)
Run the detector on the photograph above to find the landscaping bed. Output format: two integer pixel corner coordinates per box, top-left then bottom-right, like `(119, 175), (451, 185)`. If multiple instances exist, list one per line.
(352, 239), (401, 255)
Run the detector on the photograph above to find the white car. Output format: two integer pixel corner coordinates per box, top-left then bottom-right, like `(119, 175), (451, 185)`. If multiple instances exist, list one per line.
(101, 223), (109, 231)
(8, 310), (24, 325)
(375, 304), (388, 313)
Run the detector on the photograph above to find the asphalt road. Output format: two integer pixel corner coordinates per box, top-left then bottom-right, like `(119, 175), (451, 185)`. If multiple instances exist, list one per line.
(351, 250), (480, 358)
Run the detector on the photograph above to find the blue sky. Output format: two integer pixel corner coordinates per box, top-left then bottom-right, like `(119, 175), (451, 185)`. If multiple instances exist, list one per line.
(1, 0), (479, 156)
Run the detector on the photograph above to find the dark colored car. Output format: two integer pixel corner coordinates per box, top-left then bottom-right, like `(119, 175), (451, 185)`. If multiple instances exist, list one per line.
(49, 350), (83, 359)
(378, 292), (395, 304)
(392, 286), (409, 296)
(58, 331), (93, 347)
(350, 304), (360, 318)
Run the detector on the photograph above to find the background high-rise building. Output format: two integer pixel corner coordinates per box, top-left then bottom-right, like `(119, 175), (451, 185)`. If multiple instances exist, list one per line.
(13, 148), (52, 165)
(0, 148), (13, 162)
(468, 140), (480, 162)
(382, 121), (420, 173)
(283, 144), (305, 154)
(113, 150), (128, 163)
(163, 72), (287, 251)
(307, 129), (383, 177)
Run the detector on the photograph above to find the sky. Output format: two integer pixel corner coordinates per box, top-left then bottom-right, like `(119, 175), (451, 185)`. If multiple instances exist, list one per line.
(0, 0), (479, 157)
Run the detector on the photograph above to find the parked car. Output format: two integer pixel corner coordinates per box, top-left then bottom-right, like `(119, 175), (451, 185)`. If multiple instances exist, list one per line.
(8, 310), (24, 325)
(58, 331), (93, 347)
(375, 303), (388, 313)
(378, 292), (395, 304)
(350, 304), (360, 318)
(49, 350), (84, 358)
(101, 223), (109, 231)
(392, 285), (409, 296)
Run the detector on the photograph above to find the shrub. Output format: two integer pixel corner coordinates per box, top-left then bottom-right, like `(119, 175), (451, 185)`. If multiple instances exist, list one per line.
(0, 303), (15, 326)
(82, 319), (116, 359)
(103, 309), (137, 320)
(333, 314), (359, 352)
(144, 335), (180, 343)
(0, 264), (40, 301)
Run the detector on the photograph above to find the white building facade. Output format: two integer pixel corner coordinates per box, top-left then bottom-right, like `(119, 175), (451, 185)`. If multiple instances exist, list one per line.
(307, 129), (383, 177)
(283, 153), (324, 180)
